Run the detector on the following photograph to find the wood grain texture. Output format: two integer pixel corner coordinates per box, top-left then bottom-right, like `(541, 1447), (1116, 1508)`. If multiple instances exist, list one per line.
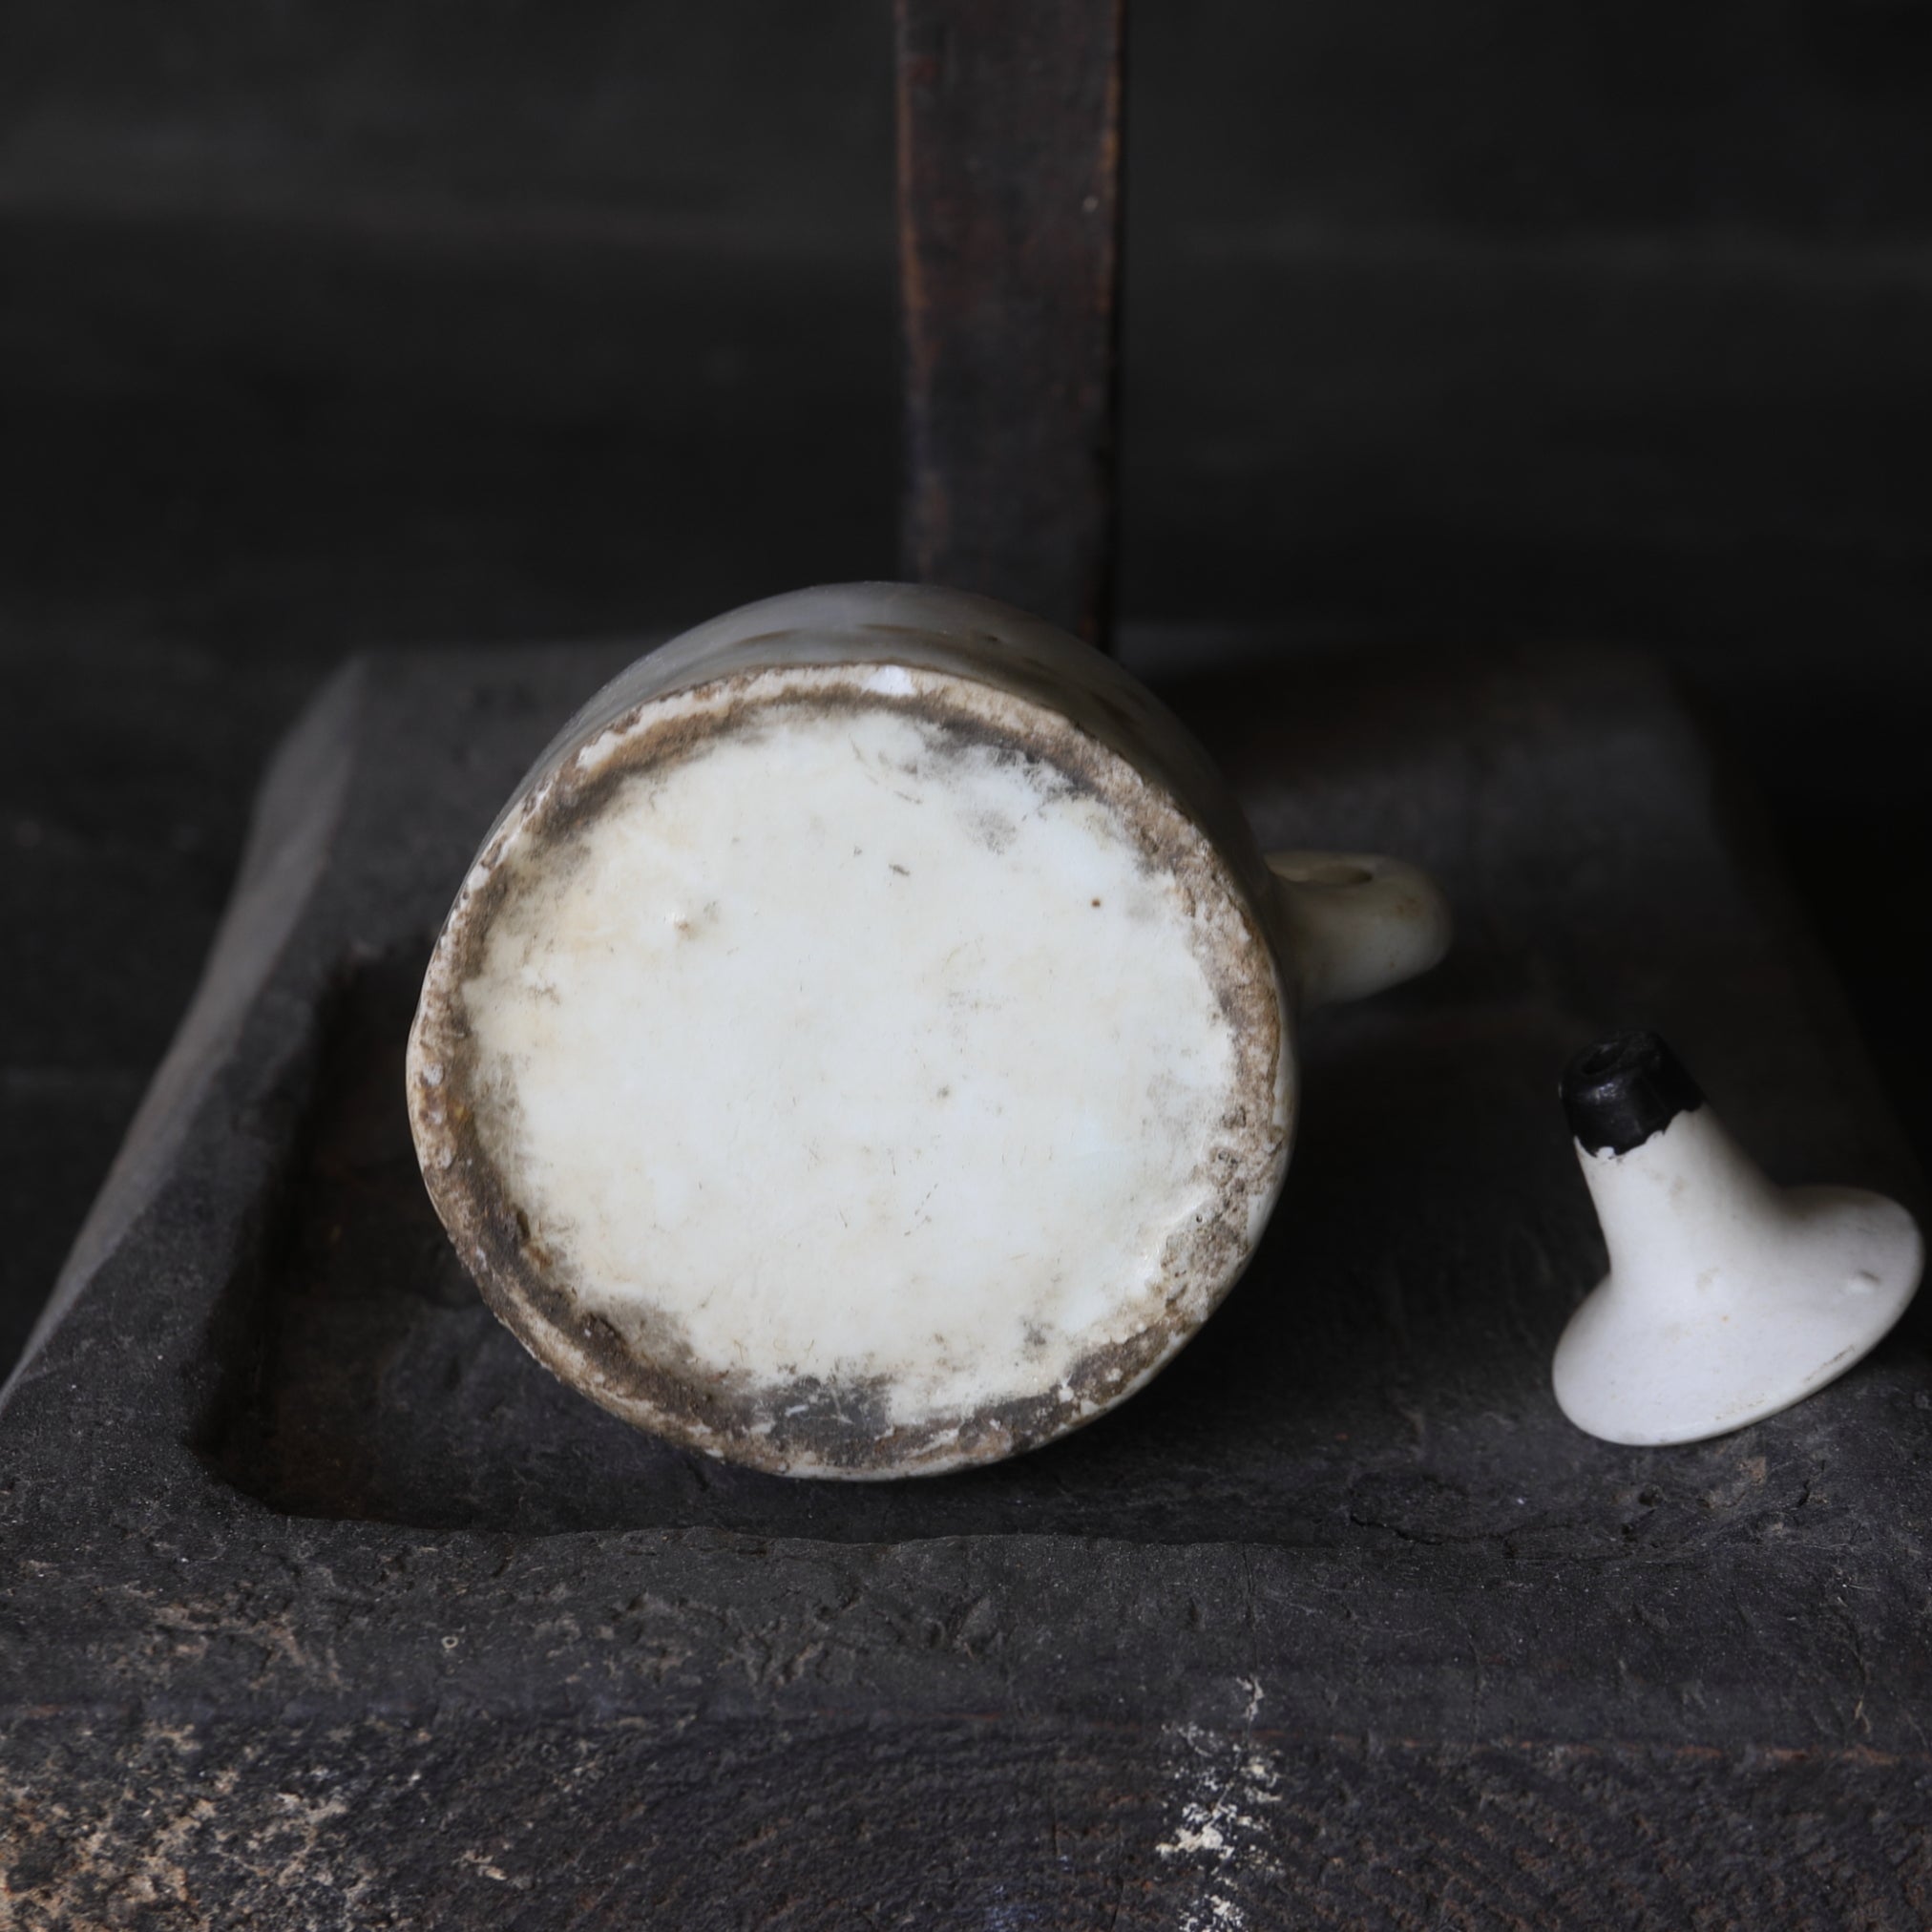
(4, 642), (1928, 1925)
(895, 0), (1124, 644)
(7, 1713), (1931, 1930)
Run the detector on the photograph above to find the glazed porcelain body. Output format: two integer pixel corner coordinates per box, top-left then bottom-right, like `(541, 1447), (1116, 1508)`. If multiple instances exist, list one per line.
(408, 583), (1449, 1477)
(1552, 1032), (1922, 1446)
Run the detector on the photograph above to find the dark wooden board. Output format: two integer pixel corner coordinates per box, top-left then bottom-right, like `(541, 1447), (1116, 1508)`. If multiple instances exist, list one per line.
(895, 0), (1124, 644)
(3, 640), (1928, 1928)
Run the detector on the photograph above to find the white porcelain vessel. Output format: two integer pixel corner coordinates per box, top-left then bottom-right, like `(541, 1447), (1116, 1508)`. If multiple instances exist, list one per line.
(1553, 1030), (1923, 1446)
(408, 582), (1450, 1477)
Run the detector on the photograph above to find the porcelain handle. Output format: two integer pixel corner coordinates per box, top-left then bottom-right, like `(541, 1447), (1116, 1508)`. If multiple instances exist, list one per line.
(1265, 850), (1452, 1011)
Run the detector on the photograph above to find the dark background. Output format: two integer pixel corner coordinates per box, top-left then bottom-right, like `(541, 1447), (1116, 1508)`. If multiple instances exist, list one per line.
(6, 0), (1930, 1374)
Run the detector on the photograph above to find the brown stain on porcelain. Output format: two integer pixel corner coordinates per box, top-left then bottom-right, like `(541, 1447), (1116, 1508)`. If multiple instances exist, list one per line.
(408, 658), (1289, 1479)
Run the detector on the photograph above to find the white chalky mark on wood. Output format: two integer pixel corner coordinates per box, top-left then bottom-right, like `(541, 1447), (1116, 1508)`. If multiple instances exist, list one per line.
(1155, 1679), (1282, 1931)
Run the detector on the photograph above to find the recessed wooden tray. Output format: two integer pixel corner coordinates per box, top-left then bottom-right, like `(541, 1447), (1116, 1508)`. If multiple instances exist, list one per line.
(6, 639), (1926, 1928)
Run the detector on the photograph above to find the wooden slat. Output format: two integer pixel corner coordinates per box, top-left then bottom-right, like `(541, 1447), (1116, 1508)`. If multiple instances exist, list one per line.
(894, 0), (1125, 647)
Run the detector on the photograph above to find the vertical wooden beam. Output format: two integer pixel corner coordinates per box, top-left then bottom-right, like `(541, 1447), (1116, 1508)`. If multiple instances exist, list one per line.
(894, 0), (1125, 648)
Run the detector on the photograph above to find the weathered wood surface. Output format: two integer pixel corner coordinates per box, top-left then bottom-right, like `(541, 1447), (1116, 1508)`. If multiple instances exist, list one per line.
(3, 641), (1928, 1927)
(895, 0), (1124, 645)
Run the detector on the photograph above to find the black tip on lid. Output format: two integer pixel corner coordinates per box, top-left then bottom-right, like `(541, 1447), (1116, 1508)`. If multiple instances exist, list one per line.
(1560, 1029), (1705, 1155)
